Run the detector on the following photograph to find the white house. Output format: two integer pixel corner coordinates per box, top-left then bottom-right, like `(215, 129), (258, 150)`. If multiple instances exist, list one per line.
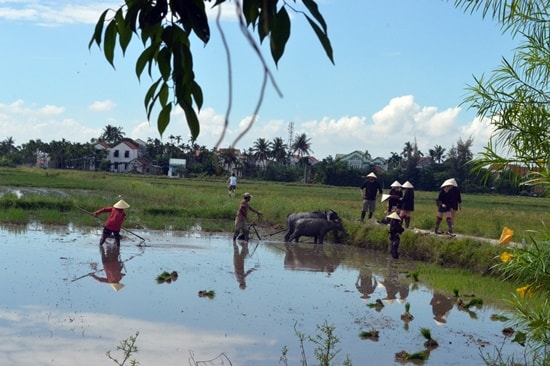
(336, 151), (388, 171)
(108, 141), (140, 172)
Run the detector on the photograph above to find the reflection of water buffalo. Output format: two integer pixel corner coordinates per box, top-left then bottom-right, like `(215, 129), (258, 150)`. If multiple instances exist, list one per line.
(284, 210), (339, 241)
(288, 218), (344, 244)
(284, 243), (341, 272)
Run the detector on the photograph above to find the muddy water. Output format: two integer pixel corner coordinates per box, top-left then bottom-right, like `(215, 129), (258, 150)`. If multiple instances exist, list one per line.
(0, 224), (523, 365)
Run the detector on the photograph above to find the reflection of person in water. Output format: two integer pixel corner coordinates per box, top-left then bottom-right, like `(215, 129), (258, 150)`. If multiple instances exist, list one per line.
(430, 292), (453, 324)
(380, 263), (409, 304)
(233, 241), (255, 289)
(355, 268), (377, 300)
(91, 242), (125, 291)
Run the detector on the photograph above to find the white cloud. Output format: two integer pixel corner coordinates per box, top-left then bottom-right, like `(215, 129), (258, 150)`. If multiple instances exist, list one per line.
(0, 96), (493, 160)
(0, 306), (274, 366)
(88, 100), (115, 112)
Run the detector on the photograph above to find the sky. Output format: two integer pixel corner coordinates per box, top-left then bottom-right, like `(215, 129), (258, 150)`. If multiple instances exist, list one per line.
(0, 0), (519, 160)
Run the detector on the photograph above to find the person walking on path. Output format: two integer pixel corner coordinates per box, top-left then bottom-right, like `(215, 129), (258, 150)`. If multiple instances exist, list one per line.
(233, 192), (262, 241)
(448, 178), (462, 226)
(227, 172), (237, 197)
(387, 212), (404, 259)
(434, 180), (456, 236)
(399, 181), (415, 229)
(94, 199), (129, 246)
(360, 172), (383, 222)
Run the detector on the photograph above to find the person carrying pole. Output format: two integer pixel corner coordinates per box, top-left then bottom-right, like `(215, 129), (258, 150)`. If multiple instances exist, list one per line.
(94, 199), (130, 246)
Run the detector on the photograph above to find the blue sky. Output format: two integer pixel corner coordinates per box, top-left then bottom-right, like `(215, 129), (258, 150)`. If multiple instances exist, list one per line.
(0, 0), (518, 160)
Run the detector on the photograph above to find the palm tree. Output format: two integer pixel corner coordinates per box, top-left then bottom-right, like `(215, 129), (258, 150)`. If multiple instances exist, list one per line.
(401, 141), (414, 161)
(0, 137), (16, 154)
(270, 137), (288, 165)
(291, 133), (313, 183)
(252, 138), (271, 170)
(219, 147), (241, 174)
(100, 125), (125, 144)
(429, 145), (446, 164)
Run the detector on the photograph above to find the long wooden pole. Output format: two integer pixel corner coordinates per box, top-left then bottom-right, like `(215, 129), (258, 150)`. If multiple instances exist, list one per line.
(75, 205), (146, 242)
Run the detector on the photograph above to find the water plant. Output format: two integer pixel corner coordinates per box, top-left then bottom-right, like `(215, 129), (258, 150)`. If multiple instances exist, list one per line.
(395, 349), (430, 362)
(400, 302), (414, 322)
(358, 329), (379, 341)
(198, 290), (215, 299)
(366, 299), (384, 311)
(420, 328), (439, 349)
(155, 271), (178, 284)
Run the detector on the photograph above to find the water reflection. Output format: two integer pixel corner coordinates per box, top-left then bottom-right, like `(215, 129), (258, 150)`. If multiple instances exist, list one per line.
(378, 261), (410, 305)
(0, 226), (526, 366)
(355, 267), (377, 300)
(283, 243), (340, 272)
(90, 242), (126, 291)
(233, 241), (256, 289)
(430, 292), (454, 325)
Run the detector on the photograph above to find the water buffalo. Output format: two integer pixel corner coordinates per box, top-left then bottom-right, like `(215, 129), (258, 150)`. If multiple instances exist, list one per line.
(287, 217), (344, 244)
(284, 209), (339, 242)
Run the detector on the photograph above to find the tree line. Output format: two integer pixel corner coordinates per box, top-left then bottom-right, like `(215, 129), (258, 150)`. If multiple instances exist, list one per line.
(0, 125), (530, 195)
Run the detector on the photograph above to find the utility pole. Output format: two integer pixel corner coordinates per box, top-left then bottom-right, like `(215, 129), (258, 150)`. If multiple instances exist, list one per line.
(287, 121), (294, 148)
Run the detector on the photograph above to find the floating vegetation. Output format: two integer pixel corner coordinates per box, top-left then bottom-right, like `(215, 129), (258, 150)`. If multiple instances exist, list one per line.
(458, 297), (484, 309)
(198, 290), (215, 299)
(490, 313), (510, 322)
(420, 328), (439, 349)
(366, 299), (384, 311)
(502, 327), (515, 337)
(156, 270), (178, 284)
(395, 349), (430, 362)
(359, 329), (379, 341)
(401, 302), (414, 322)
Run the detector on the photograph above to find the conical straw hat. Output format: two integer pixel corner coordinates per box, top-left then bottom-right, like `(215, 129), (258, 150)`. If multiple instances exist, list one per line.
(110, 283), (125, 291)
(386, 212), (401, 221)
(113, 200), (130, 209)
(381, 194), (391, 202)
(390, 180), (401, 188)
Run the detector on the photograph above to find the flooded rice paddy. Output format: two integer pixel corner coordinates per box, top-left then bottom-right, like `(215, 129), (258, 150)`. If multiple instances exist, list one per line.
(0, 224), (524, 365)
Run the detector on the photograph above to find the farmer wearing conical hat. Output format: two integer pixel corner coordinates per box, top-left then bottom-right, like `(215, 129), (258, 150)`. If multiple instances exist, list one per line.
(94, 198), (130, 246)
(360, 172), (383, 222)
(434, 180), (455, 236)
(387, 212), (404, 259)
(399, 181), (415, 229)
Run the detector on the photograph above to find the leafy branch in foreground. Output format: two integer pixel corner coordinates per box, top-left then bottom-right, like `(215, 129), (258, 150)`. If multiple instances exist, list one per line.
(280, 321), (352, 366)
(89, 0), (333, 145)
(106, 331), (140, 366)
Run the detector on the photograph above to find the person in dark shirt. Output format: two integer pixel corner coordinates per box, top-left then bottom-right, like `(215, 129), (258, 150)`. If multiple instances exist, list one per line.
(387, 212), (404, 259)
(360, 172), (383, 222)
(435, 180), (455, 236)
(399, 181), (415, 229)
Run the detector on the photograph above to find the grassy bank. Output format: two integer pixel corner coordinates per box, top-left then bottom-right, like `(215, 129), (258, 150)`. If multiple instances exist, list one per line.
(1, 167), (547, 273)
